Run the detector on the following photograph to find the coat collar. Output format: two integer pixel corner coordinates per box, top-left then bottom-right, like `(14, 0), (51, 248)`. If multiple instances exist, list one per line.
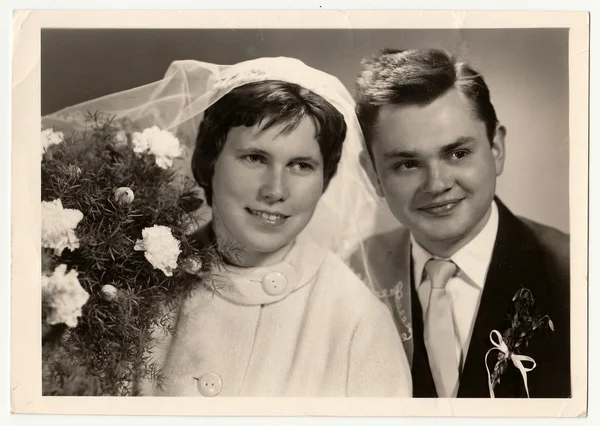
(189, 224), (326, 306)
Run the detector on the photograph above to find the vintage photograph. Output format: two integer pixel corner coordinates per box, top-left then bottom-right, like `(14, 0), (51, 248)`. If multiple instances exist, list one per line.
(12, 10), (589, 417)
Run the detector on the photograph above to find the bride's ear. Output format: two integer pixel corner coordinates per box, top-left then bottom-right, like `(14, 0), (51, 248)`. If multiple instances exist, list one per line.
(359, 149), (384, 198)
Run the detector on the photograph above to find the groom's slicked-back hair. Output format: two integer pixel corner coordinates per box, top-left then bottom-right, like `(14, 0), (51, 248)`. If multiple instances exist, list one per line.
(355, 48), (499, 154)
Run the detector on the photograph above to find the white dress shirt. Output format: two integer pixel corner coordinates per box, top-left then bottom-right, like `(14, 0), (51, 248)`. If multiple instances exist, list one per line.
(411, 201), (499, 369)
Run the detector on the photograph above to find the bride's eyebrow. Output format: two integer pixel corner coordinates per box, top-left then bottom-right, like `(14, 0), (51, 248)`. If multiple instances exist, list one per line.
(290, 155), (321, 165)
(234, 147), (270, 157)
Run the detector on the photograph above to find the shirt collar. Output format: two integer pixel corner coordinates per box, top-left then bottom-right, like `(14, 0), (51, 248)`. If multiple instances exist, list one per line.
(411, 200), (499, 289)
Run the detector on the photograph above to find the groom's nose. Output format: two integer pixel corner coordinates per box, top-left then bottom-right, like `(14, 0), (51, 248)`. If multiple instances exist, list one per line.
(421, 163), (453, 194)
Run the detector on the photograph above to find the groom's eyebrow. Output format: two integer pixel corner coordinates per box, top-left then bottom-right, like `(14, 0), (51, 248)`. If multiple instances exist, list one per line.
(439, 137), (477, 155)
(382, 149), (418, 160)
(382, 136), (477, 160)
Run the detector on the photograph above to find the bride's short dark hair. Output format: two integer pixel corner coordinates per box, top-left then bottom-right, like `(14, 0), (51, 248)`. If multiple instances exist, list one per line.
(192, 80), (347, 206)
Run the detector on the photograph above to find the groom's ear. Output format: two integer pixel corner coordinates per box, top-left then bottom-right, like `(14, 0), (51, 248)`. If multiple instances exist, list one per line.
(359, 149), (384, 198)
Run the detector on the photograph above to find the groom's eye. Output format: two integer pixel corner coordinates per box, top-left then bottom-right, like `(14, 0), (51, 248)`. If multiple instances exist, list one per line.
(449, 149), (470, 161)
(393, 160), (420, 172)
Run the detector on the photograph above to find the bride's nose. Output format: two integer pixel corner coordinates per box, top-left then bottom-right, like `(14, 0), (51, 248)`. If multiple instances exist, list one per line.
(258, 167), (289, 203)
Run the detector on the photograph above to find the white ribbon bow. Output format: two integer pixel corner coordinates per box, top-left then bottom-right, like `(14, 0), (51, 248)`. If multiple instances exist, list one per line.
(485, 330), (537, 398)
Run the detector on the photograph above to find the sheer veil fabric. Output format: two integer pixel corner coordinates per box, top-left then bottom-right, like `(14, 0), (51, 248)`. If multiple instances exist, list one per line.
(41, 57), (397, 289)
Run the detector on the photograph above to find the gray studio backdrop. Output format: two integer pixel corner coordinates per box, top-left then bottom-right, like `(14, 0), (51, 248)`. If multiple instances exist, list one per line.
(41, 28), (570, 233)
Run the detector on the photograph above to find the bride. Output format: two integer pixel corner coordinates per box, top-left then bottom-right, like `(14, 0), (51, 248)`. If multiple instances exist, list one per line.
(42, 56), (411, 397)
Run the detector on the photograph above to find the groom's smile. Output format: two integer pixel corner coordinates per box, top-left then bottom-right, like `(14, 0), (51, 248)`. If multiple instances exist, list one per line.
(369, 88), (505, 256)
(416, 197), (465, 217)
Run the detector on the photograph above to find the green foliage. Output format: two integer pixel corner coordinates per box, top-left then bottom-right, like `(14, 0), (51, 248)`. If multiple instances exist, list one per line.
(41, 113), (217, 396)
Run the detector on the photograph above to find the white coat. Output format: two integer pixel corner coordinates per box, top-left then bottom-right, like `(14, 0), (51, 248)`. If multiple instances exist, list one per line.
(138, 231), (412, 397)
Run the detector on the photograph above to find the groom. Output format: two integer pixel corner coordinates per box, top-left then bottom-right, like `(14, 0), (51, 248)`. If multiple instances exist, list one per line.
(351, 48), (571, 398)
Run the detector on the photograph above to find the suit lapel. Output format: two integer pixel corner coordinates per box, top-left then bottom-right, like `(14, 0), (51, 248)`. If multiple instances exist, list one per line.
(457, 199), (554, 397)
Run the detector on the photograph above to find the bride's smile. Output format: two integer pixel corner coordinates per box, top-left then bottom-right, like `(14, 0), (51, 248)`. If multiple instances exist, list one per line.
(210, 116), (324, 266)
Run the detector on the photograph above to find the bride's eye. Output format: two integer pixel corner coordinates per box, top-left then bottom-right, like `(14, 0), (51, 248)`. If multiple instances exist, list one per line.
(290, 162), (315, 173)
(244, 154), (266, 164)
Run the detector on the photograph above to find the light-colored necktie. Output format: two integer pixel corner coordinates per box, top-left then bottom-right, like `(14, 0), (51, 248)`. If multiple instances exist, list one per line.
(423, 259), (459, 397)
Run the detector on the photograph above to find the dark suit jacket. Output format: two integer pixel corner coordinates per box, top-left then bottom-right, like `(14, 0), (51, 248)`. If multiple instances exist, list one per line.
(349, 198), (571, 398)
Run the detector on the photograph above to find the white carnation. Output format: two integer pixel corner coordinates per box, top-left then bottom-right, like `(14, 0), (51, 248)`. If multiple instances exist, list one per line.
(134, 225), (181, 276)
(41, 199), (84, 255)
(41, 128), (64, 153)
(42, 264), (90, 328)
(131, 126), (182, 169)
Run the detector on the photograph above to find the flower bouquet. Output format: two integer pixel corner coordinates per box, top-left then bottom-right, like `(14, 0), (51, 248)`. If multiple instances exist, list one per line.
(41, 112), (221, 396)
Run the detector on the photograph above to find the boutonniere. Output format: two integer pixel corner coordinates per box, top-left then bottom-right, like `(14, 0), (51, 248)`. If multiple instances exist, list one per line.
(485, 287), (554, 398)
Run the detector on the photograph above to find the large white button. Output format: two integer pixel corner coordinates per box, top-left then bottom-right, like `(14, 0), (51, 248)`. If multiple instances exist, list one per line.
(196, 372), (223, 397)
(261, 271), (288, 296)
